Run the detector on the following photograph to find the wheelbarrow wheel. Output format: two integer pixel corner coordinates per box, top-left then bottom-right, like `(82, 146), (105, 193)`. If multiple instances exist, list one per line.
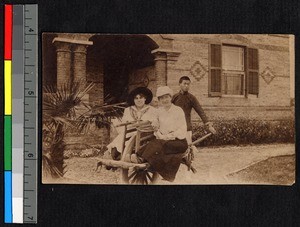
(120, 135), (159, 185)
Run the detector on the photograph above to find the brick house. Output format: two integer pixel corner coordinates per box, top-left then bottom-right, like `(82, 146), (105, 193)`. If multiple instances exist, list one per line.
(42, 34), (294, 145)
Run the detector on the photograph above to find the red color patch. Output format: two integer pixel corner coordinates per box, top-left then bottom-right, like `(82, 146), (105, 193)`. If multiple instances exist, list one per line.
(4, 5), (13, 60)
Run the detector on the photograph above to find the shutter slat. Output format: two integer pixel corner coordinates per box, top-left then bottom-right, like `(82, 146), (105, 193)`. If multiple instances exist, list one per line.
(209, 44), (222, 97)
(247, 48), (259, 95)
(211, 69), (221, 92)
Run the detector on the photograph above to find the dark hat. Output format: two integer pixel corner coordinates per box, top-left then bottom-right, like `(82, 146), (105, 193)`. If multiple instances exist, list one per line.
(127, 87), (153, 106)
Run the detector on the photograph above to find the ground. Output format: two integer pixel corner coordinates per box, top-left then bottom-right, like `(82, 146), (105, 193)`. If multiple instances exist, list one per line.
(227, 155), (295, 185)
(42, 143), (295, 185)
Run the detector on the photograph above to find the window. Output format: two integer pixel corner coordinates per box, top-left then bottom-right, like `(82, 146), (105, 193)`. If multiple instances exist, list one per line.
(222, 46), (245, 95)
(208, 44), (259, 97)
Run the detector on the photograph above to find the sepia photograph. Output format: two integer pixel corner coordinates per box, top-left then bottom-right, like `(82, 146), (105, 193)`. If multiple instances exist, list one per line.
(42, 33), (295, 185)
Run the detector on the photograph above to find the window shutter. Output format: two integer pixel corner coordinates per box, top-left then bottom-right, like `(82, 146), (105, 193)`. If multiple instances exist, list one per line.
(209, 44), (222, 97)
(246, 48), (259, 96)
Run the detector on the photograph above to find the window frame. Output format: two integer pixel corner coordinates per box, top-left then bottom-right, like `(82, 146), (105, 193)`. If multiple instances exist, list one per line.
(222, 44), (246, 97)
(208, 43), (259, 98)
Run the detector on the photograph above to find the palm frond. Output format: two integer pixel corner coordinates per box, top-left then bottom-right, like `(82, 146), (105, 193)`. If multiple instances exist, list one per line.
(73, 101), (126, 133)
(43, 79), (95, 119)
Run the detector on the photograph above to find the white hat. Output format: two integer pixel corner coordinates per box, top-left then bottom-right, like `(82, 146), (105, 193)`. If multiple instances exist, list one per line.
(156, 86), (173, 98)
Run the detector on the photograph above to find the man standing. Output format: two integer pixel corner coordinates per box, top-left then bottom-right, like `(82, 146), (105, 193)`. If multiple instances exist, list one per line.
(172, 76), (216, 145)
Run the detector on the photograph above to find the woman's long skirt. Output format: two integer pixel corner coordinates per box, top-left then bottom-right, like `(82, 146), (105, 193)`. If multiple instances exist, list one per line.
(137, 138), (188, 182)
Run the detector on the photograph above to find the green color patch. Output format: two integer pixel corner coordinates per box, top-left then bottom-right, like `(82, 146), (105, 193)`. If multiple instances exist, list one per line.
(4, 115), (12, 170)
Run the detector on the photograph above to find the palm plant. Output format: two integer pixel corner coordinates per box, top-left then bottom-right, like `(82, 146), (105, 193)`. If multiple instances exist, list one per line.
(42, 80), (127, 178)
(42, 80), (93, 178)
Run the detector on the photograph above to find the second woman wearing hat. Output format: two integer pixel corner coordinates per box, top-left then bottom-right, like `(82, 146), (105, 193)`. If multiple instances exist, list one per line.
(132, 86), (188, 182)
(107, 87), (157, 161)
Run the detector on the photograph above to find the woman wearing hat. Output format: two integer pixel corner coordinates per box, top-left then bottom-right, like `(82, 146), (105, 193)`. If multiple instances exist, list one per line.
(132, 86), (188, 182)
(107, 86), (157, 161)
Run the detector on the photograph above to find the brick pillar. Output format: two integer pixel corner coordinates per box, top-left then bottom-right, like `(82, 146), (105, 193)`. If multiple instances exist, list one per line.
(151, 49), (181, 94)
(53, 41), (72, 88)
(73, 44), (88, 87)
(152, 51), (167, 94)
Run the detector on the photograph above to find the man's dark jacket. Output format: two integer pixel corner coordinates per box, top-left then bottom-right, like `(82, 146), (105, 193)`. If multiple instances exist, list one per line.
(172, 91), (208, 131)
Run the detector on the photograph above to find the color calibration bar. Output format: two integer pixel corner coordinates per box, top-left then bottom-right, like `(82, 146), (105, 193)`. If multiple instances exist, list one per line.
(4, 4), (13, 223)
(4, 4), (38, 223)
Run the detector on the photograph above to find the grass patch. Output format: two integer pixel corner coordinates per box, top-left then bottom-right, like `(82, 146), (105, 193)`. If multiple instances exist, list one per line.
(228, 155), (295, 185)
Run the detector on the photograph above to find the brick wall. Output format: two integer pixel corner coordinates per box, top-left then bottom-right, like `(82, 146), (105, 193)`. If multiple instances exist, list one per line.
(167, 34), (292, 121)
(87, 52), (104, 106)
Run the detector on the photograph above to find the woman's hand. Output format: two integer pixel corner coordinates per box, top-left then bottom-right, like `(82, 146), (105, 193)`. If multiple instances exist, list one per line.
(162, 133), (176, 140)
(151, 121), (159, 132)
(155, 131), (175, 140)
(165, 134), (176, 140)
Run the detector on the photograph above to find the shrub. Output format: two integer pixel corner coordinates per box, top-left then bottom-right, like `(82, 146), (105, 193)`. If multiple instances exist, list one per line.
(192, 118), (295, 147)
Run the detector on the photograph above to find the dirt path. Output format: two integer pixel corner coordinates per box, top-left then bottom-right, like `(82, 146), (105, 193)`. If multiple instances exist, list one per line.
(43, 143), (295, 185)
(174, 143), (294, 185)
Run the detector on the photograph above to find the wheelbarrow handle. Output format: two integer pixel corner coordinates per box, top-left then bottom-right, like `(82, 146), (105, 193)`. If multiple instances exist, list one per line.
(114, 121), (136, 127)
(191, 133), (212, 146)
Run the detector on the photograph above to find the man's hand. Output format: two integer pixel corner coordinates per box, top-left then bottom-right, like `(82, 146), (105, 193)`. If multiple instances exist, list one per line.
(205, 122), (217, 135)
(208, 125), (217, 135)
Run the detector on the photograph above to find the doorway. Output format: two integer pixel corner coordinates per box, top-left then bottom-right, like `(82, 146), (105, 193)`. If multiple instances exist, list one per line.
(88, 34), (159, 105)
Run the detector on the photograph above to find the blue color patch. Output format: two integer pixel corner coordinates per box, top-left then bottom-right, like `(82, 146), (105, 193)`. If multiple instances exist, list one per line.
(4, 171), (12, 223)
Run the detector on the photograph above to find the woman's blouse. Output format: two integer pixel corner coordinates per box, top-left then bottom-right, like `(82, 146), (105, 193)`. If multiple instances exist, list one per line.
(122, 105), (157, 123)
(154, 104), (187, 140)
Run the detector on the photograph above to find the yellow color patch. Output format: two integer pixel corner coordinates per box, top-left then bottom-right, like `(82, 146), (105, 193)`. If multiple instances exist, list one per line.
(5, 60), (12, 115)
